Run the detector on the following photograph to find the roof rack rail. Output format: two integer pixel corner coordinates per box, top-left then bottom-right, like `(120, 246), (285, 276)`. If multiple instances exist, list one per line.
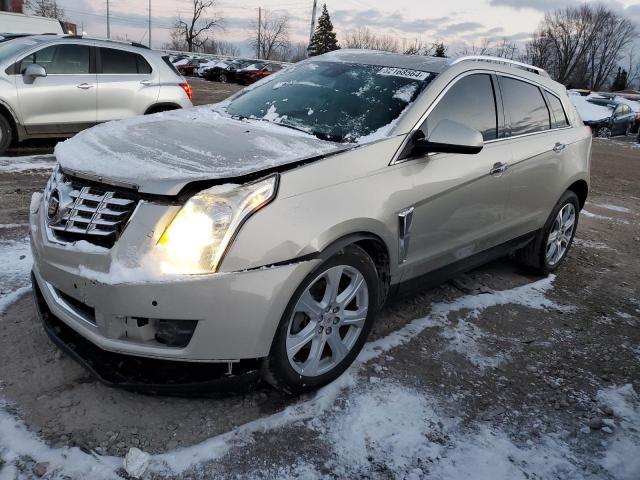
(449, 55), (550, 78)
(63, 35), (150, 49)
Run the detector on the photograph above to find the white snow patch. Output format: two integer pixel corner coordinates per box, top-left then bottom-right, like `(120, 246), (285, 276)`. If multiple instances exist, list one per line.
(0, 237), (33, 314)
(393, 83), (418, 102)
(123, 447), (150, 478)
(0, 155), (56, 173)
(0, 223), (28, 230)
(573, 238), (613, 250)
(590, 203), (632, 213)
(581, 209), (630, 224)
(596, 385), (640, 480)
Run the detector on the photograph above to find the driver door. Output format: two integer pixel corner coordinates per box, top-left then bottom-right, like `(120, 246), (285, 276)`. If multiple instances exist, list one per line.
(15, 43), (97, 134)
(400, 73), (513, 279)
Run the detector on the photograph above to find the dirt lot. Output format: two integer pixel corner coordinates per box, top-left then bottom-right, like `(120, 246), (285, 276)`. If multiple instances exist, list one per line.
(0, 80), (638, 479)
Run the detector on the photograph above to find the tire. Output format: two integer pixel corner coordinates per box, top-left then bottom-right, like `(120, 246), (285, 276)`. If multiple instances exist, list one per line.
(219, 73), (228, 83)
(596, 126), (611, 138)
(263, 245), (380, 394)
(0, 114), (13, 155)
(515, 190), (580, 275)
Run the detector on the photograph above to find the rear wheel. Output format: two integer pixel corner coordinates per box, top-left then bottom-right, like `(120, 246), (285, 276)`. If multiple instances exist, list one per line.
(219, 72), (228, 83)
(263, 245), (379, 394)
(0, 114), (13, 155)
(515, 190), (580, 275)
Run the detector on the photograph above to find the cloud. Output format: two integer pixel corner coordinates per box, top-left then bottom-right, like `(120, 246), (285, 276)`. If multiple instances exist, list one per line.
(487, 0), (576, 11)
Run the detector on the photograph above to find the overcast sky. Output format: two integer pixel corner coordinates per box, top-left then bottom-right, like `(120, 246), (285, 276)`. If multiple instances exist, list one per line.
(54, 0), (640, 53)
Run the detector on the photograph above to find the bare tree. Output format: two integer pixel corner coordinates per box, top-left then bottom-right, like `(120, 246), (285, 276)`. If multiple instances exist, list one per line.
(456, 38), (493, 56)
(204, 39), (240, 57)
(163, 30), (188, 51)
(624, 47), (640, 90)
(342, 27), (400, 53)
(173, 0), (222, 52)
(286, 42), (309, 63)
(524, 4), (636, 89)
(25, 0), (65, 20)
(250, 10), (290, 60)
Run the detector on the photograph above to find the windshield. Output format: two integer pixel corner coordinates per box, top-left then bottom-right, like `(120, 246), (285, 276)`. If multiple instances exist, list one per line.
(226, 61), (434, 143)
(0, 37), (40, 63)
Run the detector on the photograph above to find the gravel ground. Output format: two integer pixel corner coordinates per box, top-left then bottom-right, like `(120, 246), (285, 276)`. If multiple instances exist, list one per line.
(0, 81), (638, 479)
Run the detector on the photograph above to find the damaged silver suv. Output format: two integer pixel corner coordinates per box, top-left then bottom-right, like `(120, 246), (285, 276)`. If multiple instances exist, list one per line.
(30, 51), (591, 393)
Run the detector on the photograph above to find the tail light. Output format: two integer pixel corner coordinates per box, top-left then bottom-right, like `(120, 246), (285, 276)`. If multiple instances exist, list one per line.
(179, 82), (193, 101)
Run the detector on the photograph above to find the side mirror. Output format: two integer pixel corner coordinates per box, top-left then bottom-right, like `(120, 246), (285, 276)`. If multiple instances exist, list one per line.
(412, 120), (484, 155)
(23, 63), (47, 82)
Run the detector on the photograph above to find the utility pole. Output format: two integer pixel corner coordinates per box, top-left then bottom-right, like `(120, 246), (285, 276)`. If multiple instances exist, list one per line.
(309, 0), (317, 43)
(106, 0), (111, 38)
(148, 0), (152, 48)
(257, 7), (261, 59)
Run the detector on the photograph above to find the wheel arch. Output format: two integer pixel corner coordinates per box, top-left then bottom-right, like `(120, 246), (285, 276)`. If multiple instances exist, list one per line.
(0, 101), (19, 144)
(316, 232), (392, 307)
(566, 179), (588, 209)
(144, 103), (182, 115)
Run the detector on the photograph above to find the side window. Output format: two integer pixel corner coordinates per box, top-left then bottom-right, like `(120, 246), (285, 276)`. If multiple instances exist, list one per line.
(425, 73), (498, 141)
(501, 77), (551, 136)
(546, 93), (570, 128)
(100, 48), (151, 74)
(20, 45), (90, 75)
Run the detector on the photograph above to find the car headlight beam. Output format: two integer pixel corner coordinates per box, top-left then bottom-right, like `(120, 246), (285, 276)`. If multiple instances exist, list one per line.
(158, 175), (278, 274)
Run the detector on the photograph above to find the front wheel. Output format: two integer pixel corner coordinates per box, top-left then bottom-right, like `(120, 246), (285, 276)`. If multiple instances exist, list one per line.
(515, 190), (580, 275)
(263, 245), (380, 394)
(219, 73), (228, 83)
(0, 114), (13, 155)
(596, 126), (612, 138)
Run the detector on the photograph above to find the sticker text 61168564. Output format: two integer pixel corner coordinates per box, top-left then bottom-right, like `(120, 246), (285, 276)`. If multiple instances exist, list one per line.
(377, 67), (431, 81)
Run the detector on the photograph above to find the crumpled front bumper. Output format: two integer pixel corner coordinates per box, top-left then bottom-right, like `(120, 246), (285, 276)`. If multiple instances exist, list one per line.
(29, 192), (320, 366)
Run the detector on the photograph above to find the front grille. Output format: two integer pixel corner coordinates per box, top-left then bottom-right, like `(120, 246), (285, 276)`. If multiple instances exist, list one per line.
(45, 169), (140, 248)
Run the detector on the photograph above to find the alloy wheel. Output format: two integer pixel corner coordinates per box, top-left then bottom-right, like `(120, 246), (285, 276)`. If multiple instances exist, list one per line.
(285, 265), (369, 377)
(545, 203), (576, 266)
(597, 126), (611, 138)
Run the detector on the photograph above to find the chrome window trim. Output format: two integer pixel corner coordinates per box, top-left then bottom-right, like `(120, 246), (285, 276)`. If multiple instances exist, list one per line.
(390, 69), (575, 165)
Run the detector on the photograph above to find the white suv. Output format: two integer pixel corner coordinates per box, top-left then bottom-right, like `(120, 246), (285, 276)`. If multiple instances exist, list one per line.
(0, 35), (193, 154)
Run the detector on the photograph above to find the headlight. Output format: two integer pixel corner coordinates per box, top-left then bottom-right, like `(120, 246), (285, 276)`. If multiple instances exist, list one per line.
(157, 175), (278, 274)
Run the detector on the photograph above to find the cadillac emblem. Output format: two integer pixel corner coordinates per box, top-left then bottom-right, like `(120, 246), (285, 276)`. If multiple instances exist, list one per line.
(47, 189), (60, 220)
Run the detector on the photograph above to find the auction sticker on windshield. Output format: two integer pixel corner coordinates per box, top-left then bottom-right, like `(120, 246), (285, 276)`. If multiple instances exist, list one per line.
(377, 67), (430, 81)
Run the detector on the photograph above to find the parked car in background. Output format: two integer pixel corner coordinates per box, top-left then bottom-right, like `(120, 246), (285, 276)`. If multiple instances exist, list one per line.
(0, 11), (65, 35)
(203, 59), (253, 83)
(31, 52), (590, 394)
(194, 59), (220, 77)
(0, 35), (193, 154)
(570, 95), (636, 138)
(176, 58), (208, 76)
(236, 62), (283, 85)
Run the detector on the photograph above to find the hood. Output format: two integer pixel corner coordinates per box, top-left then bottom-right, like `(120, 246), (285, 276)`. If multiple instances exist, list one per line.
(54, 106), (346, 196)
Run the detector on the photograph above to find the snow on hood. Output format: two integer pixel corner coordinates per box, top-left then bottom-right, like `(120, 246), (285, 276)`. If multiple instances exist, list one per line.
(570, 95), (613, 122)
(54, 106), (346, 196)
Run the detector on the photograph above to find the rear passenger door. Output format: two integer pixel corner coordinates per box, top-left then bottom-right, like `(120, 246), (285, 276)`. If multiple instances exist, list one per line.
(96, 47), (160, 122)
(403, 73), (513, 276)
(498, 75), (568, 238)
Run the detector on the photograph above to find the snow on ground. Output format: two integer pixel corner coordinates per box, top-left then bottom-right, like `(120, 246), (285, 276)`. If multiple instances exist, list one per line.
(581, 210), (630, 224)
(0, 155), (56, 173)
(589, 203), (632, 214)
(573, 238), (614, 250)
(0, 237), (32, 314)
(0, 234), (637, 479)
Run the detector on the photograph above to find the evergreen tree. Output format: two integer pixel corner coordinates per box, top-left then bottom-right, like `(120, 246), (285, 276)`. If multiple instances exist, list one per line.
(433, 42), (447, 58)
(308, 4), (339, 56)
(611, 67), (628, 91)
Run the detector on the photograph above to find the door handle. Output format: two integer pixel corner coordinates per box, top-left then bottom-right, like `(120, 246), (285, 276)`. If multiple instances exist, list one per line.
(76, 83), (94, 90)
(490, 162), (509, 176)
(140, 80), (152, 86)
(553, 142), (566, 153)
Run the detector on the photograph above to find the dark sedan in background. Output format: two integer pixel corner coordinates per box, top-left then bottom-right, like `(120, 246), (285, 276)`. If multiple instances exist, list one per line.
(202, 59), (253, 83)
(236, 63), (283, 85)
(584, 100), (637, 138)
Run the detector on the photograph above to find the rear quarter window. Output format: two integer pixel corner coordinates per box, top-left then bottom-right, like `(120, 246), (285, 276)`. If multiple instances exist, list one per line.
(501, 77), (551, 136)
(100, 47), (152, 74)
(546, 93), (570, 128)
